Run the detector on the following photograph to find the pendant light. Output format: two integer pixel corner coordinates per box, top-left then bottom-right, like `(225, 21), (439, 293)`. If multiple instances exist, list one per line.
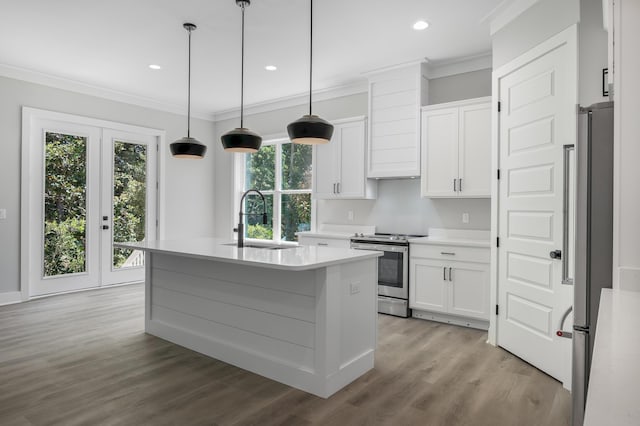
(286, 0), (334, 145)
(220, 0), (262, 153)
(170, 23), (207, 159)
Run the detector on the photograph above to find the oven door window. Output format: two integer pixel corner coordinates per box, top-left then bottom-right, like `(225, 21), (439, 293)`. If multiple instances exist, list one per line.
(378, 251), (403, 288)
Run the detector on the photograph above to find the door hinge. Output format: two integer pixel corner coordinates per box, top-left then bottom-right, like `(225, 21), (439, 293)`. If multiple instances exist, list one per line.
(156, 144), (159, 152)
(495, 305), (499, 315)
(497, 101), (501, 112)
(156, 181), (159, 190)
(496, 237), (500, 247)
(497, 169), (500, 180)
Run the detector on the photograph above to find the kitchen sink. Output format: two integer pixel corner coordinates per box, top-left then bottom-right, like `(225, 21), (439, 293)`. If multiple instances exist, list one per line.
(221, 242), (293, 250)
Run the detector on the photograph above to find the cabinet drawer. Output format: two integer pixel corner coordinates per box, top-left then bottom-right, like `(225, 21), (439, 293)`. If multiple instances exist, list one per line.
(298, 237), (350, 249)
(410, 244), (489, 263)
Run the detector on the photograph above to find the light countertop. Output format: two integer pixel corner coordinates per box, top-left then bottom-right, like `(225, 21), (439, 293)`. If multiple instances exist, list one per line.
(296, 231), (355, 240)
(116, 238), (381, 271)
(408, 228), (490, 248)
(296, 224), (376, 240)
(584, 288), (640, 426)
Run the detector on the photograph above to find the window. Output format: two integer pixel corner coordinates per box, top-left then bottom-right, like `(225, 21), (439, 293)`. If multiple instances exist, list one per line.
(238, 137), (313, 243)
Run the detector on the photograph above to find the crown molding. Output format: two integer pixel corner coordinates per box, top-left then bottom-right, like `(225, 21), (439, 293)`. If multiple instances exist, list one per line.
(0, 63), (216, 122)
(428, 52), (493, 79)
(361, 58), (429, 77)
(212, 79), (369, 122)
(486, 0), (542, 36)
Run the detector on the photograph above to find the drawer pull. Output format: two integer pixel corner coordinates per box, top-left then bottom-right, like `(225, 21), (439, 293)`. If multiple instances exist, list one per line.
(317, 243), (329, 246)
(440, 252), (455, 255)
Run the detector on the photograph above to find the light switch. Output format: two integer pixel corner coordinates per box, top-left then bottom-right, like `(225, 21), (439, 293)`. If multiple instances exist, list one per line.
(0, 209), (6, 220)
(462, 213), (469, 224)
(350, 282), (361, 295)
(347, 210), (354, 221)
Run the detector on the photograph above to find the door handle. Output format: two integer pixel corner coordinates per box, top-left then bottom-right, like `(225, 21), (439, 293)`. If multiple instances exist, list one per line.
(562, 144), (575, 285)
(549, 250), (562, 260)
(449, 267), (453, 281)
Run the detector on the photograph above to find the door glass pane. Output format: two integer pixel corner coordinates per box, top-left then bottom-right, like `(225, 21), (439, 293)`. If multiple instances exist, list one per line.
(43, 132), (87, 277)
(281, 143), (312, 190)
(112, 141), (147, 269)
(244, 194), (273, 240)
(281, 193), (311, 242)
(245, 145), (275, 190)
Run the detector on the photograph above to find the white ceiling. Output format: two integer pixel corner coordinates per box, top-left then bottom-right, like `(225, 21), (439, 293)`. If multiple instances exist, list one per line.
(0, 0), (504, 116)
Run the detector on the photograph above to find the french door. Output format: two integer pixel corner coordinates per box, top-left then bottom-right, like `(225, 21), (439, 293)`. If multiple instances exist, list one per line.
(25, 113), (157, 297)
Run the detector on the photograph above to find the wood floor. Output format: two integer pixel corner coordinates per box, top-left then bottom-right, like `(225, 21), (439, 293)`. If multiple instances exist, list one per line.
(0, 284), (570, 426)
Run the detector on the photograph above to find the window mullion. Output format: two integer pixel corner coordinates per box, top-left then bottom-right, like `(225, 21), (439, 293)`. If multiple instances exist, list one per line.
(273, 143), (282, 242)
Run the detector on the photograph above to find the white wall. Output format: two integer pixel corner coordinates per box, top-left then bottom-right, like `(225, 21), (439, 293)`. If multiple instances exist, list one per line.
(0, 76), (216, 297)
(492, 0), (580, 69)
(613, 0), (640, 290)
(214, 70), (494, 239)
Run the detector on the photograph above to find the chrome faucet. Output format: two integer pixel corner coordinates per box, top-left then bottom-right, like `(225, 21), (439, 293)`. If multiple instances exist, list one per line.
(234, 189), (268, 248)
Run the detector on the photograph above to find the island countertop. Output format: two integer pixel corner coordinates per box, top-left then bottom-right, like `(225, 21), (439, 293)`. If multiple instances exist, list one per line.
(117, 237), (381, 271)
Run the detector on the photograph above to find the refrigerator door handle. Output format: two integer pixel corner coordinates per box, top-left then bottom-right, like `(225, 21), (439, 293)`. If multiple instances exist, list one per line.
(556, 305), (573, 338)
(562, 144), (575, 285)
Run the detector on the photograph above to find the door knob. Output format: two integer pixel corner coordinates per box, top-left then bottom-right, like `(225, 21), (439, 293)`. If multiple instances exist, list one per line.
(549, 250), (562, 260)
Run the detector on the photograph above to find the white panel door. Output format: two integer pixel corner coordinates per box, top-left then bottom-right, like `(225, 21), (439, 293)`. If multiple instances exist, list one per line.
(421, 108), (458, 197)
(497, 27), (576, 384)
(410, 259), (447, 313)
(458, 103), (492, 197)
(337, 120), (365, 198)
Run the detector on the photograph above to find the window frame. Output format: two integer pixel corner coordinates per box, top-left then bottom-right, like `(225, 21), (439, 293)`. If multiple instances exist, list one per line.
(233, 133), (315, 245)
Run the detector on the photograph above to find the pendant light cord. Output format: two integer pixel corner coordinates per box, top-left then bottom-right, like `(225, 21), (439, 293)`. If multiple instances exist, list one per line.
(240, 4), (245, 128)
(309, 0), (313, 116)
(187, 26), (192, 138)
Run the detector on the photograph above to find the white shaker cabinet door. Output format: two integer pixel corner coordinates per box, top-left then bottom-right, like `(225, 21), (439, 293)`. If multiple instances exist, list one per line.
(313, 140), (338, 199)
(448, 262), (490, 320)
(410, 259), (448, 313)
(337, 120), (366, 198)
(421, 108), (459, 197)
(458, 103), (492, 197)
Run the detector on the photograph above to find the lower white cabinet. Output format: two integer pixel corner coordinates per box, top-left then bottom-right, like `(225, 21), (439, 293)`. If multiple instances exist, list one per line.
(410, 244), (490, 327)
(297, 235), (350, 249)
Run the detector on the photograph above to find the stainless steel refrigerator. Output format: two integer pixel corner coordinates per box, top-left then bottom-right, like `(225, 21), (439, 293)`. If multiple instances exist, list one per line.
(571, 102), (614, 426)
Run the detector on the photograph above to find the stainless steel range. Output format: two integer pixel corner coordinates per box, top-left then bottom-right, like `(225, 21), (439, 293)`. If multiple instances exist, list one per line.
(350, 233), (424, 317)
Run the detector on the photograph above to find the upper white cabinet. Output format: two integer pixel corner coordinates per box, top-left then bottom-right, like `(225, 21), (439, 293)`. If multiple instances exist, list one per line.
(367, 63), (428, 178)
(421, 97), (492, 198)
(313, 116), (377, 200)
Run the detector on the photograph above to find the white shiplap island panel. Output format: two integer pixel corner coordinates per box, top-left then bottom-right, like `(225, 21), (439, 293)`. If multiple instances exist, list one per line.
(117, 238), (381, 398)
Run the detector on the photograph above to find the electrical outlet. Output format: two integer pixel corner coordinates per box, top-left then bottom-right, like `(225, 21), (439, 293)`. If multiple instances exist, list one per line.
(350, 282), (361, 295)
(347, 210), (354, 221)
(0, 209), (6, 220)
(462, 213), (470, 224)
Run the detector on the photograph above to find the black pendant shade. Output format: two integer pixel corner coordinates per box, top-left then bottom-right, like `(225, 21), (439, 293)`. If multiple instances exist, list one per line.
(287, 114), (333, 145)
(171, 23), (207, 159)
(170, 137), (207, 158)
(221, 0), (262, 153)
(220, 127), (262, 153)
(287, 0), (333, 145)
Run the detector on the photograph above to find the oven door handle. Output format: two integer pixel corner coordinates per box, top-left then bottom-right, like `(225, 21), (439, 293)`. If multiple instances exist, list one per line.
(350, 243), (408, 252)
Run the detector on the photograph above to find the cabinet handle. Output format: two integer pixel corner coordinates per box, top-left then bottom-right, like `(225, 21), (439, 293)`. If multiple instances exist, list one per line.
(459, 178), (463, 192)
(440, 252), (455, 255)
(453, 179), (457, 192)
(443, 267), (447, 281)
(333, 183), (336, 194)
(449, 267), (453, 282)
(337, 182), (340, 194)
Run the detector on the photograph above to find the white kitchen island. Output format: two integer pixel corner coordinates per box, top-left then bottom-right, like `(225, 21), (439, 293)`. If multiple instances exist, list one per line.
(117, 238), (381, 398)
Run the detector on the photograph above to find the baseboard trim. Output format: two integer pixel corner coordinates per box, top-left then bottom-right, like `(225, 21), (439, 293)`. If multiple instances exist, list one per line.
(0, 291), (23, 306)
(412, 309), (489, 331)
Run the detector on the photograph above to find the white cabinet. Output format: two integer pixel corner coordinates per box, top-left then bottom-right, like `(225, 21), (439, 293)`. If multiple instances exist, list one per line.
(421, 97), (492, 198)
(410, 243), (490, 328)
(366, 63), (428, 178)
(313, 116), (377, 200)
(297, 235), (350, 249)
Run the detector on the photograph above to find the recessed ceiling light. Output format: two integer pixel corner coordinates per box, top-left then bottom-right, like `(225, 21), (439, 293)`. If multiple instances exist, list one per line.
(413, 20), (429, 31)
(265, 65), (277, 71)
(148, 64), (162, 70)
